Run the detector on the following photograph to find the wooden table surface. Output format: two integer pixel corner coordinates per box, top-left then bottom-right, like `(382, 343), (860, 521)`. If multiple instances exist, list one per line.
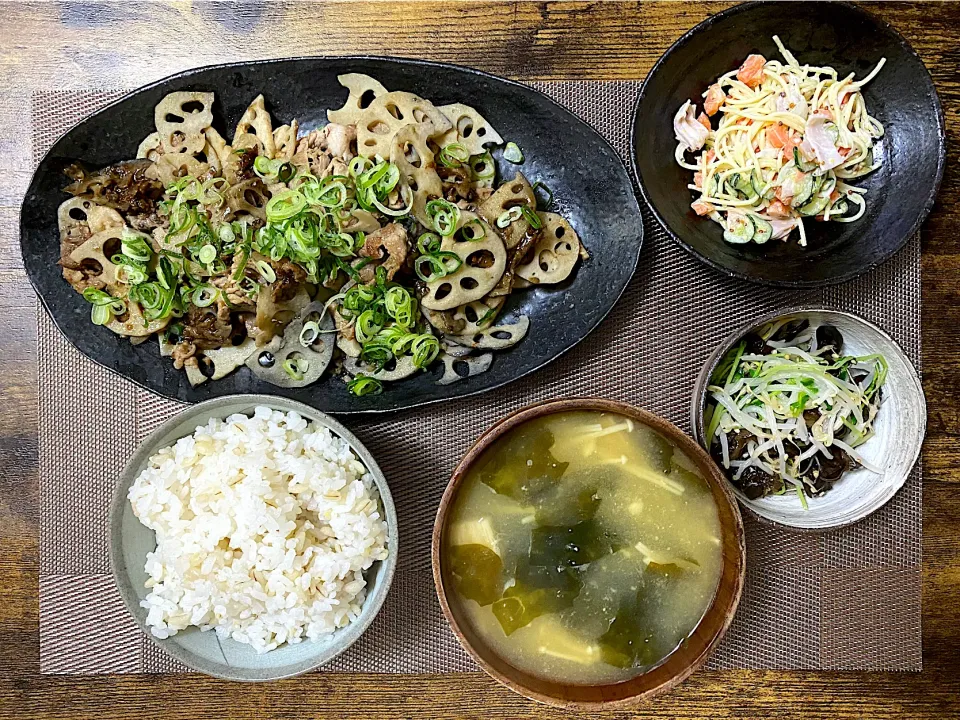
(1, 2), (958, 718)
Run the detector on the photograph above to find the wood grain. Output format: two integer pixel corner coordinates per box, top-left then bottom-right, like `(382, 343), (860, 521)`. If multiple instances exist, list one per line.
(1, 2), (959, 718)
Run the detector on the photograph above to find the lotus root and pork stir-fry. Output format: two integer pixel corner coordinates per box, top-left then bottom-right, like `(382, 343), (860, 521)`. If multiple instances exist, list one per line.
(57, 75), (586, 393)
(704, 319), (887, 507)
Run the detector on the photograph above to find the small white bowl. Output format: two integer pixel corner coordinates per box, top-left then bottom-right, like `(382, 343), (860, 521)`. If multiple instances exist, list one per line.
(109, 395), (398, 680)
(690, 308), (925, 531)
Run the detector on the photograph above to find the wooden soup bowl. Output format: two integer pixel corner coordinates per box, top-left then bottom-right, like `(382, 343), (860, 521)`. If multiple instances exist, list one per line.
(432, 397), (746, 708)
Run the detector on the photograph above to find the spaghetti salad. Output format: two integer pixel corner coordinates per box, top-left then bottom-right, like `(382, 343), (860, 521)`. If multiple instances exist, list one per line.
(673, 36), (885, 247)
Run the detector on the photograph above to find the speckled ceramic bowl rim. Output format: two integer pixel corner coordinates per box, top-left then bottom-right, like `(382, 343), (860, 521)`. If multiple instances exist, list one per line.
(690, 306), (926, 533)
(432, 397), (746, 709)
(108, 394), (398, 680)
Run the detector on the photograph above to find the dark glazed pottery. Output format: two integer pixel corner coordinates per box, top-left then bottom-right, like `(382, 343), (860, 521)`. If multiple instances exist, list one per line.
(21, 57), (643, 412)
(632, 1), (945, 287)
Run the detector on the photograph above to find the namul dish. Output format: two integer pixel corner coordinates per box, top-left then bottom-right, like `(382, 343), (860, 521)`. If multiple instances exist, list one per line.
(704, 317), (887, 507)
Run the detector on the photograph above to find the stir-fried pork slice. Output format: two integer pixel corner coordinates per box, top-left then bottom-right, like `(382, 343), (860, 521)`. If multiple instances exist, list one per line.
(64, 160), (163, 215)
(357, 223), (408, 284)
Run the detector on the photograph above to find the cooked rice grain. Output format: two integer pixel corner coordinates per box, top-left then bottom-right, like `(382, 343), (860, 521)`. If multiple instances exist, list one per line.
(128, 406), (389, 653)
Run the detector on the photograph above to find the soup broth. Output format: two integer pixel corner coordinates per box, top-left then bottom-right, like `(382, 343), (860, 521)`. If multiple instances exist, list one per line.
(444, 411), (723, 685)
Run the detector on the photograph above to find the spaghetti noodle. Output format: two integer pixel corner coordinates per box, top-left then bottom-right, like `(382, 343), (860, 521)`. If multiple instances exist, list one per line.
(673, 36), (885, 247)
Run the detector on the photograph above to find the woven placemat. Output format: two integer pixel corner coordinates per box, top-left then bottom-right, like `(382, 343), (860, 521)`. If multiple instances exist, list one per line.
(34, 81), (922, 674)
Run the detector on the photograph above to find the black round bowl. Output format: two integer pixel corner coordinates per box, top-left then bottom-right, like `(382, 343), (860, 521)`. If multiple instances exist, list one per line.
(632, 1), (945, 288)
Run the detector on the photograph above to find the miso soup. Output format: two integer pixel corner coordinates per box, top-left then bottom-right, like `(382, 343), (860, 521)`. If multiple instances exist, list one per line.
(443, 411), (723, 685)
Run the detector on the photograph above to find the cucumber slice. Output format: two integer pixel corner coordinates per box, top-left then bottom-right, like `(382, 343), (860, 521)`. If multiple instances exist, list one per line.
(723, 212), (755, 244)
(731, 172), (754, 196)
(751, 172), (775, 200)
(811, 173), (825, 197)
(752, 217), (773, 244)
(793, 146), (817, 172)
(798, 192), (830, 217)
(790, 172), (815, 207)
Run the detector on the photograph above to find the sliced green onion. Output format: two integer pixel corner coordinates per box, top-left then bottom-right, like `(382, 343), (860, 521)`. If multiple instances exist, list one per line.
(417, 233), (442, 256)
(265, 189), (307, 222)
(299, 321), (320, 347)
(439, 143), (469, 168)
(121, 229), (153, 263)
(134, 283), (163, 310)
(360, 336), (393, 369)
(197, 244), (217, 264)
(253, 155), (274, 177)
(355, 309), (384, 344)
(436, 251), (463, 275)
(503, 142), (524, 164)
(91, 304), (113, 325)
(532, 181), (554, 209)
(232, 250), (250, 282)
(460, 218), (486, 241)
(82, 287), (120, 307)
(348, 156), (372, 177)
(254, 156), (294, 183)
(116, 264), (148, 285)
(303, 178), (348, 209)
(347, 375), (383, 397)
(426, 199), (461, 236)
(83, 288), (125, 324)
(370, 184), (413, 217)
(200, 177), (228, 207)
(255, 260), (276, 283)
(411, 334), (440, 369)
(375, 164), (400, 196)
(383, 286), (409, 313)
(357, 161), (391, 191)
(192, 285), (217, 308)
(388, 329), (417, 356)
(520, 204), (543, 230)
(218, 223), (237, 244)
(476, 306), (498, 328)
(282, 357), (308, 381)
(166, 202), (197, 238)
(496, 206), (523, 228)
(343, 284), (377, 315)
(470, 151), (496, 180)
(415, 254), (447, 283)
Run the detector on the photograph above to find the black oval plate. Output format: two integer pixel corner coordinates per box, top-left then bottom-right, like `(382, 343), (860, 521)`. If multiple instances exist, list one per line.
(632, 1), (945, 288)
(21, 57), (643, 412)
